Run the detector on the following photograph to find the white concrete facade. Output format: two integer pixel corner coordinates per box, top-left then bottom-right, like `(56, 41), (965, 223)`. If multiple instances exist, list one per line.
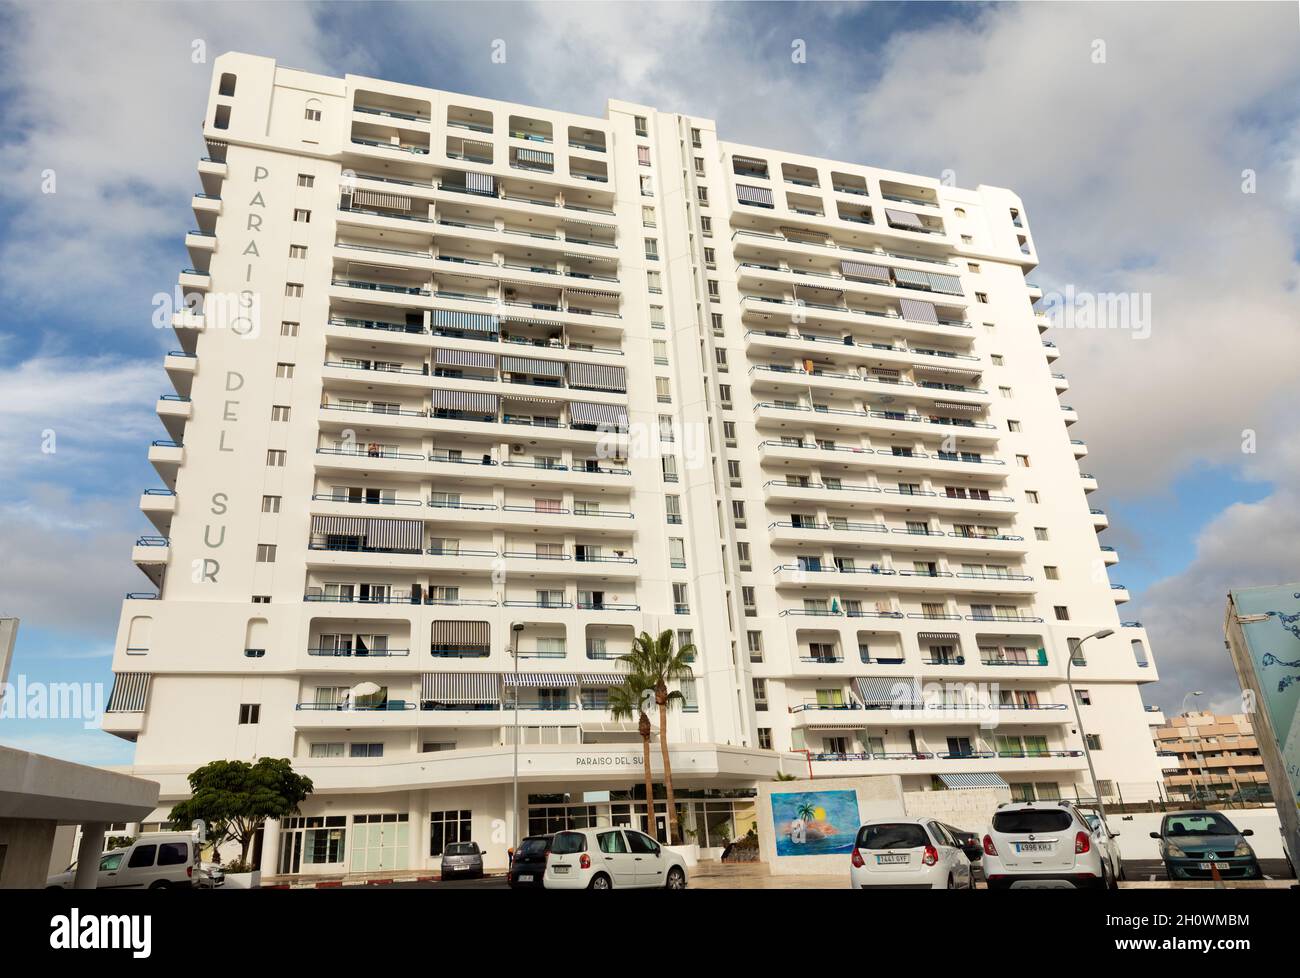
(104, 52), (1164, 875)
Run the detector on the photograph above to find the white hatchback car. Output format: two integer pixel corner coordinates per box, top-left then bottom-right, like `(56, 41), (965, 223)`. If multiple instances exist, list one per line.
(542, 827), (688, 890)
(849, 818), (976, 889)
(46, 832), (199, 889)
(981, 801), (1120, 889)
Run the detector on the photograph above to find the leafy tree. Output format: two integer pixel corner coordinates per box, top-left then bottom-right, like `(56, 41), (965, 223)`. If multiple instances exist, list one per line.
(621, 629), (695, 844)
(168, 758), (313, 866)
(607, 673), (659, 838)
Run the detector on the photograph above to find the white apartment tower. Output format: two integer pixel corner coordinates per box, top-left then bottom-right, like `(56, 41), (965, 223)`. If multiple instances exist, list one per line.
(105, 52), (1164, 874)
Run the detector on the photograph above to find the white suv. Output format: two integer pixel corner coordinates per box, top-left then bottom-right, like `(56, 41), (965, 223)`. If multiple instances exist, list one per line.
(981, 801), (1119, 889)
(46, 832), (198, 889)
(850, 818), (976, 889)
(541, 827), (688, 890)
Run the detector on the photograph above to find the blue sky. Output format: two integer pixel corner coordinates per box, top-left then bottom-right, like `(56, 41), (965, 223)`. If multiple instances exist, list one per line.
(0, 1), (1297, 765)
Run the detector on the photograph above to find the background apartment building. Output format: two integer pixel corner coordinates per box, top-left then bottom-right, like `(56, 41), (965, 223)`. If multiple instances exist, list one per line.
(1153, 711), (1269, 803)
(103, 52), (1165, 874)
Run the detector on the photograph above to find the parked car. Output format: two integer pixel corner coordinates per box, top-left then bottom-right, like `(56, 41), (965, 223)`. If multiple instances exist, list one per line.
(195, 862), (225, 888)
(508, 835), (553, 888)
(441, 841), (484, 879)
(1079, 810), (1126, 881)
(1150, 810), (1261, 881)
(850, 818), (976, 889)
(46, 832), (198, 889)
(981, 801), (1118, 889)
(512, 828), (688, 889)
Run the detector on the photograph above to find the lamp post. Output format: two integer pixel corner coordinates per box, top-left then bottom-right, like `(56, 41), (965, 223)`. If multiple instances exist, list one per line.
(1066, 628), (1114, 822)
(1181, 690), (1204, 802)
(510, 621), (525, 856)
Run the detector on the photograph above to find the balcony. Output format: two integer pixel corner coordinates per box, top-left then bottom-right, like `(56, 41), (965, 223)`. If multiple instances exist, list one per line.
(139, 489), (175, 534)
(754, 435), (1009, 483)
(147, 440), (182, 487)
(1090, 507), (1109, 529)
(1070, 439), (1088, 458)
(739, 295), (972, 345)
(1100, 545), (1119, 566)
(192, 192), (221, 221)
(178, 268), (210, 293)
(772, 563), (1035, 595)
(164, 351), (197, 398)
(1111, 584), (1130, 603)
(131, 536), (169, 586)
(156, 395), (191, 442)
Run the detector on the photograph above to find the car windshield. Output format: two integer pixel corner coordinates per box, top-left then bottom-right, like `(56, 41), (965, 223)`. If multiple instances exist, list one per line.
(992, 809), (1074, 834)
(551, 831), (587, 855)
(857, 823), (930, 850)
(446, 843), (478, 856)
(1164, 813), (1237, 837)
(518, 837), (549, 856)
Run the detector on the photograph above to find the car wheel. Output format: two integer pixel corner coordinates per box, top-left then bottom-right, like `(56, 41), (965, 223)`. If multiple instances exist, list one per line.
(588, 873), (611, 890)
(149, 880), (170, 890)
(665, 867), (686, 890)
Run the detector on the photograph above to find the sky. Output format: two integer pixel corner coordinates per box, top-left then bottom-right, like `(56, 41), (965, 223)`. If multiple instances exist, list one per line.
(0, 0), (1297, 765)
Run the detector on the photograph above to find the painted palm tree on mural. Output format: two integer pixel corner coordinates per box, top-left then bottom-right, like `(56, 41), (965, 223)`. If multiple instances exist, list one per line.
(607, 673), (658, 838)
(620, 629), (695, 844)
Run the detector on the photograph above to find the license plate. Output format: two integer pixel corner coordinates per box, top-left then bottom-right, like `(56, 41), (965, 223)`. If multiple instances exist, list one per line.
(1198, 862), (1231, 870)
(1015, 842), (1052, 853)
(553, 865), (569, 873)
(517, 874), (533, 882)
(876, 853), (909, 864)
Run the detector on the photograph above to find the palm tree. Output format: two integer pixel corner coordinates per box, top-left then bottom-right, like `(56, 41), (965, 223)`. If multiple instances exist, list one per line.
(607, 673), (658, 838)
(621, 629), (695, 844)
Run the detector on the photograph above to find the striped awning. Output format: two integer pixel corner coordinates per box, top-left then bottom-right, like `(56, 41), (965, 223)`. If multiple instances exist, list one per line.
(563, 252), (618, 265)
(841, 261), (891, 283)
(465, 172), (496, 195)
(430, 620), (490, 647)
(892, 268), (933, 289)
(579, 672), (628, 684)
(926, 272), (964, 295)
(938, 773), (1009, 790)
(568, 362), (626, 392)
(431, 389), (499, 413)
(503, 672), (580, 687)
(422, 672), (500, 704)
(570, 401), (628, 428)
(563, 217), (617, 231)
(503, 393), (562, 406)
(935, 401), (982, 412)
(461, 139), (493, 154)
(884, 208), (925, 230)
(736, 184), (774, 206)
(732, 154), (767, 168)
(918, 632), (961, 641)
(853, 676), (921, 707)
(365, 517), (423, 551)
(435, 348), (497, 369)
(433, 309), (498, 332)
(502, 355), (565, 377)
(107, 672), (150, 713)
(311, 515), (369, 537)
(899, 297), (939, 323)
(516, 148), (554, 166)
(781, 226), (827, 241)
(566, 286), (620, 299)
(354, 190), (411, 211)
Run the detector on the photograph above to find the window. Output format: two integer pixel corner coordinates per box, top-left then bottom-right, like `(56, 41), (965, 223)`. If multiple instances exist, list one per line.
(747, 631), (763, 661)
(1044, 565), (1059, 580)
(238, 703), (260, 725)
(715, 348), (728, 371)
(1068, 637), (1086, 666)
(1085, 734), (1103, 751)
(644, 237), (659, 260)
(1076, 689), (1091, 706)
(661, 455), (678, 483)
(430, 810), (472, 856)
(266, 449), (286, 467)
(310, 743), (344, 758)
(284, 283), (303, 298)
(752, 678), (768, 710)
(293, 208), (311, 223)
(1008, 419), (1021, 433)
(732, 501), (746, 528)
(276, 362), (295, 378)
(271, 405), (291, 422)
(723, 421), (736, 446)
(703, 247), (716, 268)
(1025, 489), (1039, 503)
(640, 174), (654, 196)
(1054, 605), (1070, 621)
(710, 312), (723, 334)
(256, 544), (277, 563)
(262, 495), (281, 513)
(967, 262), (980, 273)
(672, 583), (689, 615)
(655, 376), (671, 402)
(727, 460), (741, 487)
(741, 586), (756, 616)
(252, 595), (271, 604)
(219, 72), (237, 97)
(690, 127), (702, 147)
(665, 495), (682, 525)
(127, 845), (157, 869)
(647, 271), (663, 294)
(707, 279), (720, 300)
(718, 383), (732, 407)
(991, 354), (1003, 366)
(297, 173), (314, 187)
(975, 292), (988, 303)
(1016, 454), (1030, 467)
(349, 743), (383, 758)
(634, 115), (648, 136)
(668, 537), (686, 569)
(304, 106), (322, 122)
(999, 386), (1012, 398)
(642, 205), (656, 227)
(1034, 527), (1049, 541)
(288, 244), (307, 259)
(700, 215), (713, 236)
(280, 321), (299, 337)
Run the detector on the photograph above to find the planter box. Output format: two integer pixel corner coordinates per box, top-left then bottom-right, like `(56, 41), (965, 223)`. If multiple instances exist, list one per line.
(222, 870), (261, 890)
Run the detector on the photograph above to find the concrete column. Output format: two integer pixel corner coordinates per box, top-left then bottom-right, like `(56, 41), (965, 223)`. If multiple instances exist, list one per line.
(73, 822), (107, 889)
(259, 818), (281, 877)
(407, 791), (424, 871)
(125, 822), (140, 838)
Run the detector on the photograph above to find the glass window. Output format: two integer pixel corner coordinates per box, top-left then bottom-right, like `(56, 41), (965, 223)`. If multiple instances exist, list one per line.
(624, 831), (660, 855)
(127, 845), (157, 868)
(157, 842), (189, 866)
(597, 831), (628, 854)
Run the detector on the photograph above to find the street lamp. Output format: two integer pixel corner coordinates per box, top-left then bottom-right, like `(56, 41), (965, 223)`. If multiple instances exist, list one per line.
(510, 622), (526, 856)
(1066, 628), (1114, 822)
(1181, 691), (1204, 802)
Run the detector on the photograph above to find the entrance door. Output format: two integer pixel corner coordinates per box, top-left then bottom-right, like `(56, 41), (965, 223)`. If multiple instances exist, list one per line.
(279, 831), (303, 875)
(350, 814), (409, 872)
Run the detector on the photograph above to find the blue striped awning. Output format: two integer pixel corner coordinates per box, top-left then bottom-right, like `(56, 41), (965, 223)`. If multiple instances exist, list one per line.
(433, 309), (498, 332)
(938, 773), (1009, 790)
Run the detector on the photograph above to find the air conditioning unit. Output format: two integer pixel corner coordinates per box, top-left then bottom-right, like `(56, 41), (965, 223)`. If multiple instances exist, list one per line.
(510, 444), (524, 454)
